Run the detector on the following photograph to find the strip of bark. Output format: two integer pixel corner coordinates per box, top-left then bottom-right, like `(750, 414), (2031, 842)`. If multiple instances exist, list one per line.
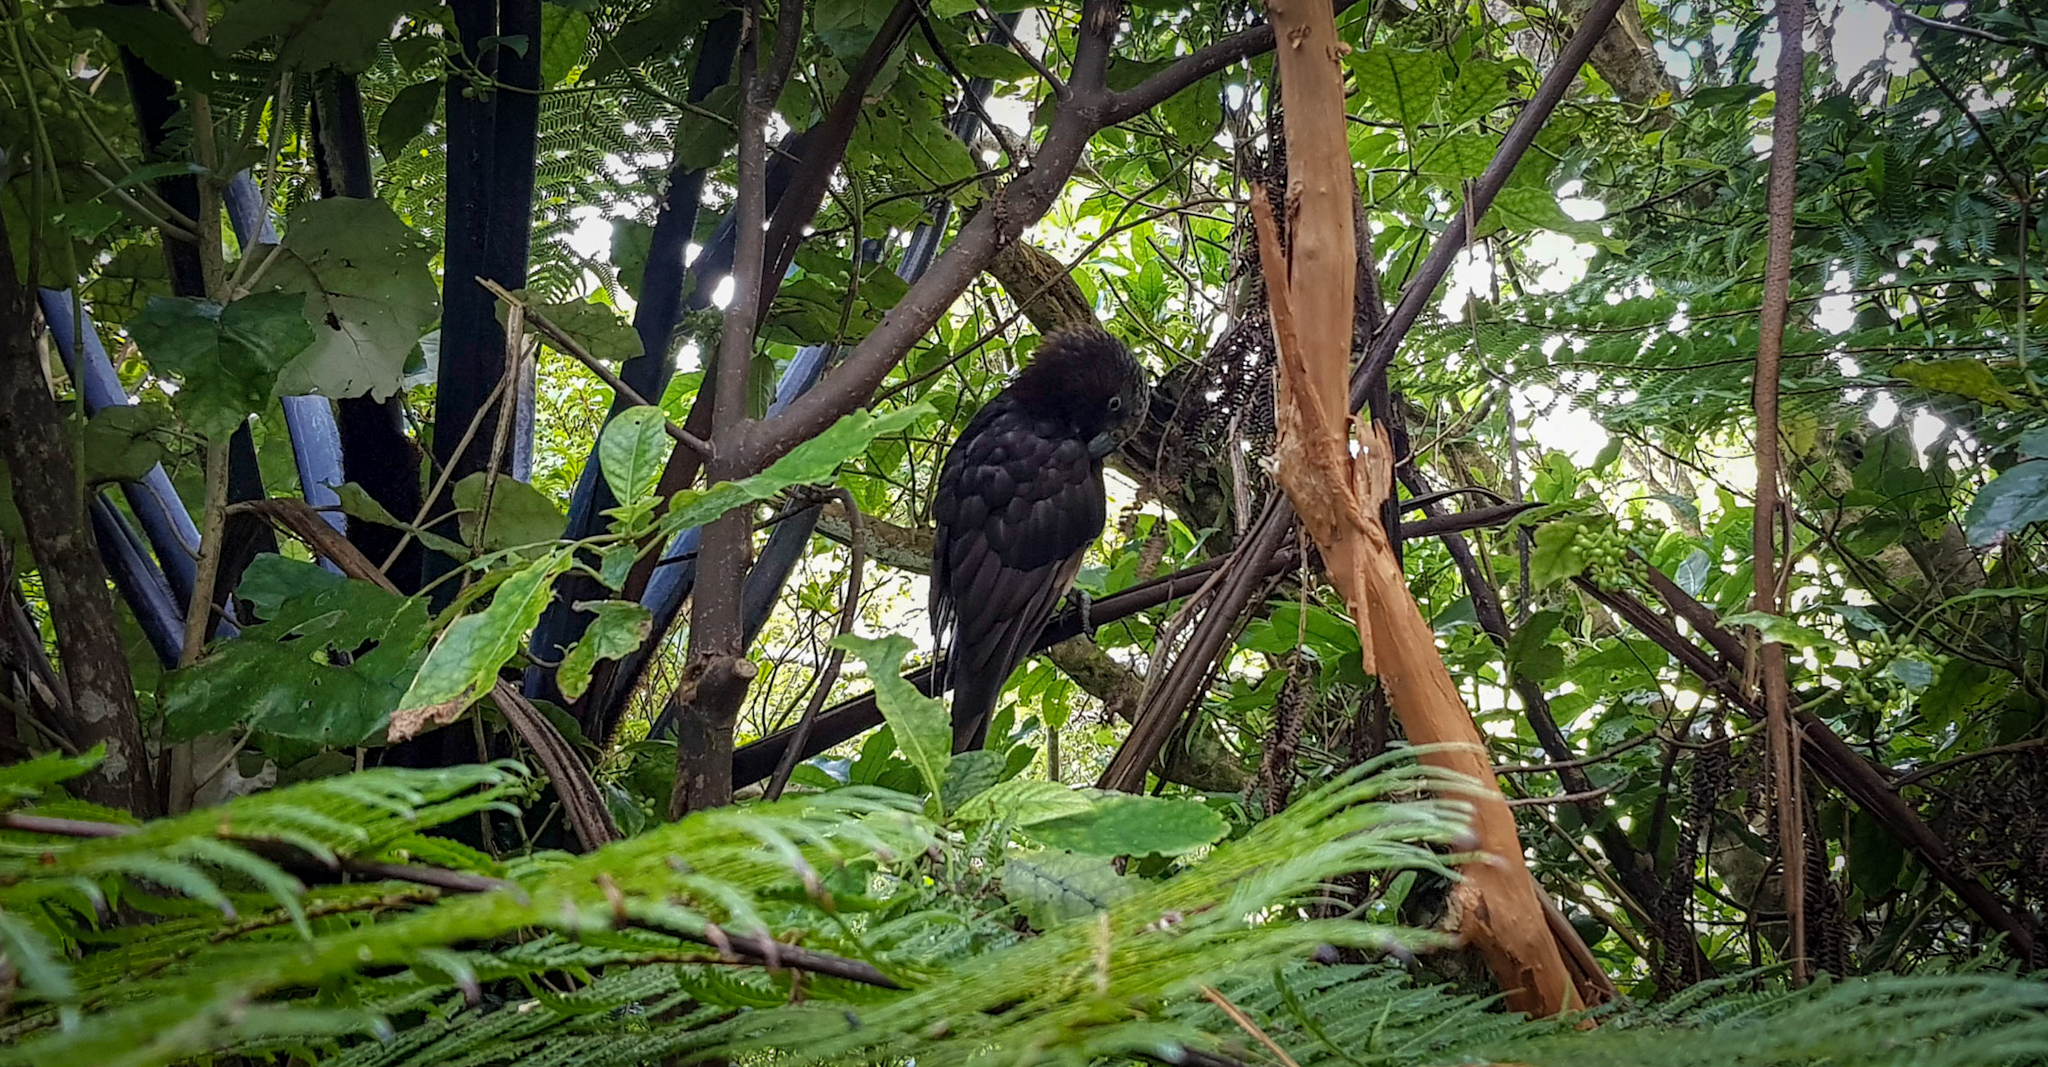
(1249, 0), (1583, 1013)
(1753, 0), (1809, 985)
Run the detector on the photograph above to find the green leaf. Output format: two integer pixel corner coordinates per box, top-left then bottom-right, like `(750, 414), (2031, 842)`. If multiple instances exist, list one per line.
(1528, 522), (1589, 589)
(0, 908), (75, 1004)
(334, 482), (468, 558)
(557, 601), (652, 700)
(953, 43), (1035, 82)
(1505, 609), (1565, 682)
(540, 6), (591, 85)
(938, 749), (1007, 814)
(1893, 358), (2025, 409)
(395, 549), (576, 729)
(1003, 851), (1134, 929)
(1020, 795), (1228, 857)
(61, 6), (213, 87)
(1441, 58), (1508, 124)
(671, 84), (739, 170)
(165, 556), (432, 746)
(128, 293), (315, 441)
(1417, 132), (1499, 180)
(80, 405), (170, 484)
(259, 198), (442, 402)
(610, 220), (654, 299)
(377, 81), (442, 160)
(1720, 611), (1841, 653)
(211, 0), (417, 73)
(515, 295), (644, 363)
(452, 474), (567, 553)
(599, 406), (672, 509)
(1848, 809), (1906, 898)
(1349, 47), (1443, 129)
(1965, 459), (2048, 546)
(951, 777), (1097, 825)
(660, 404), (932, 533)
(833, 634), (951, 805)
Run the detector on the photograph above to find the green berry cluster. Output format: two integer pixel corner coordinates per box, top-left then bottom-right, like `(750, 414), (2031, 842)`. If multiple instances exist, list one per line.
(1571, 523), (1641, 589)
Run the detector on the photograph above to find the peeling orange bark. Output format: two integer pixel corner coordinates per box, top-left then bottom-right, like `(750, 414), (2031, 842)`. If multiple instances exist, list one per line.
(1254, 0), (1587, 1016)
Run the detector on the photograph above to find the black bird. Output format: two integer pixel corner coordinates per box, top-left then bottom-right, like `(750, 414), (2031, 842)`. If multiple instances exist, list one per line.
(931, 325), (1149, 753)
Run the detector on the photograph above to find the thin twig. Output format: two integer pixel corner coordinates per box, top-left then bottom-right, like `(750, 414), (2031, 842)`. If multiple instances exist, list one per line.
(479, 278), (713, 459)
(764, 489), (865, 801)
(1891, 737), (2048, 789)
(378, 359), (516, 573)
(179, 439), (230, 665)
(1504, 783), (1618, 808)
(1198, 985), (1301, 1067)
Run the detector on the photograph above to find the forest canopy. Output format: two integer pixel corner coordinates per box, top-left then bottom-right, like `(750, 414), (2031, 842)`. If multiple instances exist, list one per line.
(1, 0), (2046, 1063)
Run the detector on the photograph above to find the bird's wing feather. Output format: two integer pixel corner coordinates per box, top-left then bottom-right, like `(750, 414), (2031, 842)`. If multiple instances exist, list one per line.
(931, 404), (1106, 748)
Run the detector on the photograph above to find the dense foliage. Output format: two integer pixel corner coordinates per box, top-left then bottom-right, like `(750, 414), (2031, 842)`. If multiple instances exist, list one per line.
(2, 0), (2046, 1062)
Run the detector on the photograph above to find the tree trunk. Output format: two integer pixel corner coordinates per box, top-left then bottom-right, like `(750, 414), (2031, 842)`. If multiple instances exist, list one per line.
(0, 217), (156, 816)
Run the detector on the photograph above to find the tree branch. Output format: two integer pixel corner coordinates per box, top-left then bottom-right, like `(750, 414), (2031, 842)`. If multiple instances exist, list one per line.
(741, 0), (1124, 467)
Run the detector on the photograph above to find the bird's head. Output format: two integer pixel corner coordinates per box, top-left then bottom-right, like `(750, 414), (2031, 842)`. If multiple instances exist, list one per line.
(1010, 324), (1151, 460)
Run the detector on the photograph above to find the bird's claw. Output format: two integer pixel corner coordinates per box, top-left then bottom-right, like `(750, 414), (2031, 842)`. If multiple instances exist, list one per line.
(1067, 589), (1097, 638)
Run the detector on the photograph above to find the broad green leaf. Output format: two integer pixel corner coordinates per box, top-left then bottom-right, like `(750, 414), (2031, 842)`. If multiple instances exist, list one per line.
(1417, 132), (1499, 180)
(1442, 58), (1508, 124)
(452, 474), (567, 553)
(540, 6), (591, 86)
(1893, 358), (2025, 409)
(165, 556), (431, 746)
(2017, 427), (2048, 459)
(1965, 459), (2048, 546)
(600, 406), (673, 508)
(1676, 548), (1712, 596)
(1504, 609), (1565, 682)
(1003, 851), (1134, 929)
(377, 81), (441, 160)
(660, 403), (932, 533)
(260, 198), (441, 402)
(953, 43), (1035, 82)
(952, 778), (1096, 825)
(128, 292), (315, 441)
(1350, 47), (1443, 129)
(1020, 795), (1228, 857)
(394, 549), (575, 736)
(834, 634), (951, 805)
(610, 220), (655, 299)
(1720, 611), (1841, 653)
(671, 84), (739, 170)
(79, 405), (170, 484)
(60, 6), (213, 87)
(1527, 522), (1589, 589)
(557, 600), (652, 700)
(1848, 809), (1906, 898)
(211, 0), (417, 73)
(937, 749), (1008, 814)
(507, 291), (644, 363)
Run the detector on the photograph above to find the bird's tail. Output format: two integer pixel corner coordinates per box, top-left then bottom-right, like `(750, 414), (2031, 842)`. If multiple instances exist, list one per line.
(946, 660), (1006, 754)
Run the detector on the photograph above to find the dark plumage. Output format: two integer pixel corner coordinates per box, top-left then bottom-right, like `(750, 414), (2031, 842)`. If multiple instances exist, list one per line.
(931, 325), (1149, 752)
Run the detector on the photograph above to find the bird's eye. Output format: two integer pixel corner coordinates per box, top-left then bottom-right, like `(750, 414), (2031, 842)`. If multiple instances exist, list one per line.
(1108, 396), (1122, 412)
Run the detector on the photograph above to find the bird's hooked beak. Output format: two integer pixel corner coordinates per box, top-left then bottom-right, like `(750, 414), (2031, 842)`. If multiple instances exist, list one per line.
(1087, 429), (1121, 460)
